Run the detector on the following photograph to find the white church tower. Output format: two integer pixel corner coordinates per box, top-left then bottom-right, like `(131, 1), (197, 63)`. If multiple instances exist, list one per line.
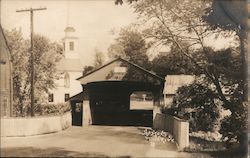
(64, 27), (79, 59)
(48, 27), (83, 103)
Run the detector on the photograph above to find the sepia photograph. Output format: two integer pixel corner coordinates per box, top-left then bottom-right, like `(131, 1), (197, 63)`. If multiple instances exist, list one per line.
(0, 0), (249, 157)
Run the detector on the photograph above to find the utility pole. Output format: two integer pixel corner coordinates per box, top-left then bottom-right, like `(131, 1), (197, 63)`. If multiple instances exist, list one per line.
(16, 7), (47, 117)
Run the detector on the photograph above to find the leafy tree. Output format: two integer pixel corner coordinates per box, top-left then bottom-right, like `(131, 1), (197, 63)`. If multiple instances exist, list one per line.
(165, 47), (245, 143)
(203, 0), (248, 101)
(108, 27), (151, 69)
(82, 65), (94, 76)
(115, 0), (247, 147)
(168, 81), (220, 132)
(118, 0), (248, 101)
(151, 44), (195, 77)
(204, 2), (248, 149)
(4, 29), (29, 116)
(4, 29), (63, 116)
(93, 48), (105, 68)
(129, 0), (243, 109)
(129, 0), (246, 140)
(108, 27), (155, 82)
(163, 47), (242, 131)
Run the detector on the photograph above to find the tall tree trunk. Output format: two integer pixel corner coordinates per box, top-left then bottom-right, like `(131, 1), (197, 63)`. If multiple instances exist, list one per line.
(239, 29), (247, 102)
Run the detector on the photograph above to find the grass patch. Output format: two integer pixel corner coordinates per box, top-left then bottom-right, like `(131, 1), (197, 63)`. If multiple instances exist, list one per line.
(184, 136), (247, 158)
(185, 136), (228, 152)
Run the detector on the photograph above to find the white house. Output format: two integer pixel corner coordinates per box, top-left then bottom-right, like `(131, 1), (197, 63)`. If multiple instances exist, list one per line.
(48, 27), (83, 103)
(163, 75), (195, 107)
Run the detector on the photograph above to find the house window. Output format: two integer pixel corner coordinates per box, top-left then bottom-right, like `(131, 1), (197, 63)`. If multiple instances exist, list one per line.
(48, 93), (54, 102)
(65, 93), (70, 102)
(64, 72), (70, 88)
(3, 98), (8, 117)
(69, 41), (74, 51)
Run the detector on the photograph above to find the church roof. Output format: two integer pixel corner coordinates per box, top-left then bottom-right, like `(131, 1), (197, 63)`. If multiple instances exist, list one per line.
(57, 58), (83, 72)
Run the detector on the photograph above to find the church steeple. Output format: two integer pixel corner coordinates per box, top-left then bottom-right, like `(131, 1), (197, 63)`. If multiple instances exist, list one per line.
(63, 26), (79, 59)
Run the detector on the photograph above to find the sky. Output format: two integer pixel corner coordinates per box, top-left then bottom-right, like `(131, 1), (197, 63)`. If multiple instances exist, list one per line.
(1, 0), (138, 66)
(1, 0), (238, 67)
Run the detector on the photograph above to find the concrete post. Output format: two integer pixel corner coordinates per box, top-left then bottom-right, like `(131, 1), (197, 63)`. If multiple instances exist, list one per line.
(82, 100), (92, 126)
(153, 91), (161, 128)
(177, 121), (189, 150)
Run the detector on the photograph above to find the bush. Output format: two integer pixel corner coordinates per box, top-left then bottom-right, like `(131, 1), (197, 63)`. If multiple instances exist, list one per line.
(163, 80), (247, 146)
(163, 82), (220, 132)
(34, 103), (71, 116)
(219, 102), (247, 143)
(219, 85), (247, 151)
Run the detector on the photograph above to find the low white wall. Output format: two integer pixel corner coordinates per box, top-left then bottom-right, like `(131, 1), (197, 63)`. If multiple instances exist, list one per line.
(153, 113), (189, 150)
(1, 112), (72, 137)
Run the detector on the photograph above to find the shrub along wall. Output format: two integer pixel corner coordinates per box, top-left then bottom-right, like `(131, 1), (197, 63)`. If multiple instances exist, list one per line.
(13, 103), (71, 117)
(35, 103), (71, 116)
(1, 112), (72, 137)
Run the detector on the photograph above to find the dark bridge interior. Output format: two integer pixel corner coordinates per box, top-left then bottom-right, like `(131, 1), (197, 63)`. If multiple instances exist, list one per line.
(86, 81), (160, 127)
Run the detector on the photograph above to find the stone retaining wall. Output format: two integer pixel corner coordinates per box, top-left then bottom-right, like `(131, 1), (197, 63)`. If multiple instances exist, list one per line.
(1, 112), (72, 137)
(153, 113), (189, 150)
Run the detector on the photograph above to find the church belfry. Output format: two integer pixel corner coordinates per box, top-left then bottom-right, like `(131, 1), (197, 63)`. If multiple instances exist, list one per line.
(63, 27), (79, 59)
(50, 26), (83, 104)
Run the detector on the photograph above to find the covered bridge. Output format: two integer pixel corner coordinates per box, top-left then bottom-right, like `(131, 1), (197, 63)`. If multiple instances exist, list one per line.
(67, 58), (165, 127)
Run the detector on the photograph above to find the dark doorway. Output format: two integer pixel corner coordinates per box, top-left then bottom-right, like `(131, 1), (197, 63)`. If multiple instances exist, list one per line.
(71, 101), (83, 126)
(87, 81), (159, 127)
(89, 91), (153, 127)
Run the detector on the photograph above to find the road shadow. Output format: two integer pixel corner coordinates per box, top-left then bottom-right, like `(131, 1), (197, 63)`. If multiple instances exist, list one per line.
(1, 147), (131, 157)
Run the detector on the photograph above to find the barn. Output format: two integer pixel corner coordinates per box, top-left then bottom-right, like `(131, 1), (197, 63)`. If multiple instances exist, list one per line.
(0, 24), (13, 117)
(67, 58), (165, 127)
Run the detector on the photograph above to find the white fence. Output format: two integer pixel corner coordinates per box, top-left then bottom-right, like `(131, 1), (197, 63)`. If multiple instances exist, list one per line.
(153, 113), (189, 150)
(1, 112), (72, 137)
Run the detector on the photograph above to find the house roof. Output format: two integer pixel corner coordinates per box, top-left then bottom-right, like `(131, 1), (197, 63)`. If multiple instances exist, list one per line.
(0, 25), (12, 63)
(57, 58), (83, 72)
(163, 75), (195, 94)
(163, 75), (232, 95)
(77, 57), (164, 82)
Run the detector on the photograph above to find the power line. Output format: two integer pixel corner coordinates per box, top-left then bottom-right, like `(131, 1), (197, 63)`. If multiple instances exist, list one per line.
(16, 7), (47, 117)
